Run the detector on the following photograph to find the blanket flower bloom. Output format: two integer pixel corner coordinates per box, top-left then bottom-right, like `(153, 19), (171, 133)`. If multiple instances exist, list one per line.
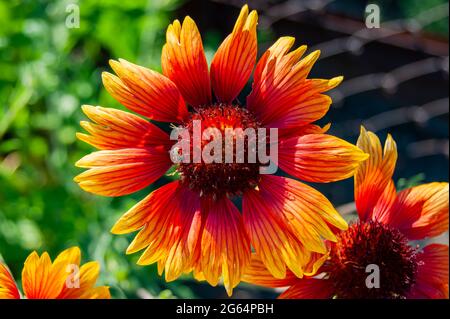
(244, 127), (449, 299)
(74, 4), (368, 295)
(0, 247), (110, 299)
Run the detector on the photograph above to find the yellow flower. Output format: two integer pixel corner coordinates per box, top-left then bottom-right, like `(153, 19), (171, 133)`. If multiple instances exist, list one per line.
(0, 247), (110, 299)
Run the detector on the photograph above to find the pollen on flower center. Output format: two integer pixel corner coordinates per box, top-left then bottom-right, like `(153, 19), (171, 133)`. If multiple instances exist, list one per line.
(176, 104), (262, 199)
(326, 220), (418, 299)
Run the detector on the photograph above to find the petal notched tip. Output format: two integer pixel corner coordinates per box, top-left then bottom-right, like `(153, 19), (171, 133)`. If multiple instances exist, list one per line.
(245, 10), (258, 31)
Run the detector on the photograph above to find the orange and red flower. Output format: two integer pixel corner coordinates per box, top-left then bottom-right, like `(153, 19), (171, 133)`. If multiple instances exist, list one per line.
(244, 127), (449, 299)
(75, 5), (368, 295)
(0, 247), (110, 299)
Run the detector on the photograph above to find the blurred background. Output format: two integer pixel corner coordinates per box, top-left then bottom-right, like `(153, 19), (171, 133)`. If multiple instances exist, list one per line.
(0, 0), (448, 298)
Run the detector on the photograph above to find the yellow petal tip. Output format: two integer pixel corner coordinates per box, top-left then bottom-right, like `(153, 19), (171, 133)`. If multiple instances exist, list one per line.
(331, 76), (344, 86)
(110, 224), (121, 235)
(108, 59), (119, 67)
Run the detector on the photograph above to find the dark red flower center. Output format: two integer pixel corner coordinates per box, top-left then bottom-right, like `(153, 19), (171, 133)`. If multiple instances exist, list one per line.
(176, 104), (262, 199)
(326, 220), (418, 299)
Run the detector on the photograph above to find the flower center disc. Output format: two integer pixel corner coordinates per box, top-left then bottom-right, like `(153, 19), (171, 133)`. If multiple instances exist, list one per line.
(177, 104), (261, 199)
(327, 220), (418, 299)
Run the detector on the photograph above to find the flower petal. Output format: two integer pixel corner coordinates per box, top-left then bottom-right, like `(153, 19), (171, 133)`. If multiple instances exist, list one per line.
(80, 286), (111, 299)
(0, 263), (20, 299)
(278, 278), (334, 299)
(243, 188), (321, 279)
(242, 254), (297, 288)
(242, 253), (325, 288)
(53, 247), (81, 267)
(279, 123), (331, 140)
(102, 59), (188, 122)
(385, 183), (449, 240)
(156, 186), (202, 282)
(197, 196), (251, 296)
(57, 261), (109, 299)
(278, 134), (369, 183)
(121, 181), (203, 283)
(21, 252), (67, 299)
(77, 105), (170, 150)
(243, 175), (346, 278)
(355, 127), (398, 221)
(266, 94), (333, 129)
(74, 147), (171, 197)
(247, 37), (340, 128)
(58, 261), (97, 298)
(162, 17), (211, 107)
(124, 182), (180, 255)
(210, 5), (258, 103)
(408, 244), (449, 299)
